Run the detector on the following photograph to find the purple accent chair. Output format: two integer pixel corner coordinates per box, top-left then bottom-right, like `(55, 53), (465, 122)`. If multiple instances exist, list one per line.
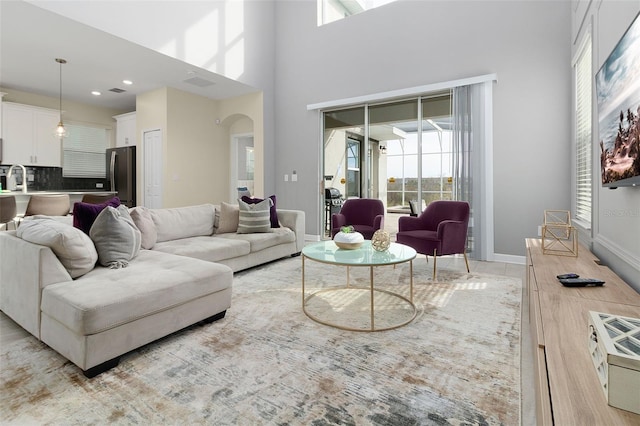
(331, 198), (385, 239)
(396, 200), (470, 279)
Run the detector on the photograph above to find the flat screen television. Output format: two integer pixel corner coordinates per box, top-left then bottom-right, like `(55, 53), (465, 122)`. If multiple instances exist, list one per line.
(596, 11), (640, 188)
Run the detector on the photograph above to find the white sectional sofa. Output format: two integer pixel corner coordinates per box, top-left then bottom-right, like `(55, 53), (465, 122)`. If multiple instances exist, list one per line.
(0, 203), (305, 377)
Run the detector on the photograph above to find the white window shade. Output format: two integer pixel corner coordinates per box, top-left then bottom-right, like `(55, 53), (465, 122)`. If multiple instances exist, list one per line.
(63, 124), (108, 178)
(574, 34), (592, 225)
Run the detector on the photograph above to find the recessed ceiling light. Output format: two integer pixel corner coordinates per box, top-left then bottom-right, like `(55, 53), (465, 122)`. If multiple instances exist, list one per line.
(91, 91), (101, 96)
(122, 80), (133, 85)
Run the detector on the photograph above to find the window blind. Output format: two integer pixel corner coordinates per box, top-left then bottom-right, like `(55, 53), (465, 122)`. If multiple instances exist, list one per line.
(575, 34), (592, 225)
(62, 124), (108, 178)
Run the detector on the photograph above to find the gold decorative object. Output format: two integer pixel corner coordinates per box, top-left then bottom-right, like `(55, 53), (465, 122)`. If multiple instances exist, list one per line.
(542, 210), (578, 256)
(371, 229), (391, 252)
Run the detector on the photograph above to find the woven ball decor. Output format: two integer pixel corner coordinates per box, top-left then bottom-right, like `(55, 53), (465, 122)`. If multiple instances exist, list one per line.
(371, 230), (391, 252)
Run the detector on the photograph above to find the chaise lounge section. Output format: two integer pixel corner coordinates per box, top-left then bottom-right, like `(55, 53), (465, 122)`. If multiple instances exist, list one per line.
(0, 202), (305, 377)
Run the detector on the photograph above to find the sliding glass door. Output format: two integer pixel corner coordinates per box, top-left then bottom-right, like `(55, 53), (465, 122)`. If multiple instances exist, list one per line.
(421, 94), (454, 205)
(346, 137), (361, 198)
(322, 92), (454, 236)
(315, 77), (493, 259)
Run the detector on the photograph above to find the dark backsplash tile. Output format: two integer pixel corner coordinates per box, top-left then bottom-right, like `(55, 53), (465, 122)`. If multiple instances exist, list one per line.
(0, 165), (108, 191)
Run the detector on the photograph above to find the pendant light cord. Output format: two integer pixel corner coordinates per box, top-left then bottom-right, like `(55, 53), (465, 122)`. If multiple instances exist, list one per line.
(59, 61), (62, 113)
(55, 58), (66, 123)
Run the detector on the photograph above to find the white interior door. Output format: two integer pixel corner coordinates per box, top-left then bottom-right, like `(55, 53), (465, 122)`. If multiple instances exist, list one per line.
(143, 129), (163, 208)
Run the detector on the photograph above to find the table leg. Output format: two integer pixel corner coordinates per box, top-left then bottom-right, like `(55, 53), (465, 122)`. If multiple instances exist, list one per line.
(410, 260), (414, 303)
(370, 266), (374, 331)
(301, 255), (305, 307)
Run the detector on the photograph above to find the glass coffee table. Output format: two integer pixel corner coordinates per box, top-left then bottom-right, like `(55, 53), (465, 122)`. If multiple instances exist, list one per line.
(301, 240), (417, 332)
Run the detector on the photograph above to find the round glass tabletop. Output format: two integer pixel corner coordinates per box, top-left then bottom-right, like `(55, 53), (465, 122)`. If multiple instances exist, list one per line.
(302, 240), (416, 266)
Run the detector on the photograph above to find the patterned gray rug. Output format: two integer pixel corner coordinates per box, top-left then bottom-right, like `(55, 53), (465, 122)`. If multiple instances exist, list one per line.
(0, 256), (521, 425)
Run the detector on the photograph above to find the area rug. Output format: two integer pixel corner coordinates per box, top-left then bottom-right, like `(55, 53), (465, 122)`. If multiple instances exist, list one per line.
(0, 256), (521, 425)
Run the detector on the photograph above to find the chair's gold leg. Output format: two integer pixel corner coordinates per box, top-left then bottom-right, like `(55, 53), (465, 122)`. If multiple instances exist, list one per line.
(432, 249), (437, 280)
(463, 251), (470, 273)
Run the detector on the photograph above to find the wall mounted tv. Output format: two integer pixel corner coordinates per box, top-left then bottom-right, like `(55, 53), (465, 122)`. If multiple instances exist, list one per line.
(596, 11), (640, 188)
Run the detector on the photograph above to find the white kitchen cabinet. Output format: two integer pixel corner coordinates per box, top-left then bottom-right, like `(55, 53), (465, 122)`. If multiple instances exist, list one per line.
(113, 112), (136, 147)
(1, 102), (61, 166)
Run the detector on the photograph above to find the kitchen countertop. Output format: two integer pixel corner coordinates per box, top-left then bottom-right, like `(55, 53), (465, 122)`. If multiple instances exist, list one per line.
(0, 190), (116, 196)
(1, 191), (119, 215)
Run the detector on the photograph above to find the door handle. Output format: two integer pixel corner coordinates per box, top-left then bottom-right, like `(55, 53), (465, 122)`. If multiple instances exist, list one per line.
(110, 151), (117, 192)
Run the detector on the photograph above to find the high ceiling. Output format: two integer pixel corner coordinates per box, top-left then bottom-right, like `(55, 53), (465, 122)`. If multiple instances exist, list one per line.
(0, 1), (258, 112)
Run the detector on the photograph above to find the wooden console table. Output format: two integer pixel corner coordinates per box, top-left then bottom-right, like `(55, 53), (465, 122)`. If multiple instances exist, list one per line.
(525, 238), (640, 425)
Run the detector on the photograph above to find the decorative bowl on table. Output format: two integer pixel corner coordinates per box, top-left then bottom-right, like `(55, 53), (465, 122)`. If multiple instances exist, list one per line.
(333, 225), (364, 250)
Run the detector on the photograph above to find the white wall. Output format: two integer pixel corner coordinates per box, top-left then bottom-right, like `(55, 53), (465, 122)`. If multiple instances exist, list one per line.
(274, 0), (572, 256)
(573, 0), (640, 290)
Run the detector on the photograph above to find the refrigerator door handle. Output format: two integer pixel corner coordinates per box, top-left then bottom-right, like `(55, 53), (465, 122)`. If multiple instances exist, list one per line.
(109, 151), (117, 192)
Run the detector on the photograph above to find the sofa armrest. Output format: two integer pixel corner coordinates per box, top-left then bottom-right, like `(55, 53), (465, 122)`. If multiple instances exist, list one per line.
(0, 231), (71, 339)
(436, 220), (467, 254)
(277, 209), (305, 253)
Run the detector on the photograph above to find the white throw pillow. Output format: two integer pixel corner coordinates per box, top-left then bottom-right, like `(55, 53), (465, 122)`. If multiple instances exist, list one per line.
(17, 218), (97, 278)
(237, 198), (273, 234)
(216, 202), (240, 234)
(90, 205), (141, 269)
(129, 206), (157, 249)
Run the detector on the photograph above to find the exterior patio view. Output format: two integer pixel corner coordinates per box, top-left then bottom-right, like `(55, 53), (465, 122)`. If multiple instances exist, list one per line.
(323, 93), (457, 237)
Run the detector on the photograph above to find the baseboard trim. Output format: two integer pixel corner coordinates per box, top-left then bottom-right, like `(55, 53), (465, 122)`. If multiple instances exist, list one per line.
(593, 234), (640, 271)
(493, 253), (526, 265)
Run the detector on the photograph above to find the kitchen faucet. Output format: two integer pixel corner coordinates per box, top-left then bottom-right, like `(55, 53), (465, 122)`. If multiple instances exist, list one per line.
(6, 164), (28, 193)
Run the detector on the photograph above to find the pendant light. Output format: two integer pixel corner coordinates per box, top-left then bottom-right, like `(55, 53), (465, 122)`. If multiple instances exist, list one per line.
(55, 58), (67, 138)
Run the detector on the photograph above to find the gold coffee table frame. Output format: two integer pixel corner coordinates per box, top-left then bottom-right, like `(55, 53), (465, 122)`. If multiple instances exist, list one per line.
(301, 241), (417, 332)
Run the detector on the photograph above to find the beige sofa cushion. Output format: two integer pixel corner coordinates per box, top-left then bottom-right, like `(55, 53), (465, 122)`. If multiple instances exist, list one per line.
(215, 227), (296, 252)
(40, 250), (232, 335)
(152, 236), (250, 263)
(17, 218), (97, 279)
(150, 204), (215, 243)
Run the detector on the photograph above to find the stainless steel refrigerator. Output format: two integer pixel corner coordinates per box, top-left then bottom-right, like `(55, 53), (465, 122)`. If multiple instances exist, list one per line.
(106, 146), (136, 207)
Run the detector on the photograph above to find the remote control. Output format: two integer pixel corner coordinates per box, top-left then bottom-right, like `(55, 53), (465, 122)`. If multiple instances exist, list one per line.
(559, 278), (605, 287)
(557, 273), (579, 280)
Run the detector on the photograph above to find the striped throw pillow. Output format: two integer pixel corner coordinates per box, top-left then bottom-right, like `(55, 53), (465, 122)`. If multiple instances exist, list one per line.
(237, 198), (273, 234)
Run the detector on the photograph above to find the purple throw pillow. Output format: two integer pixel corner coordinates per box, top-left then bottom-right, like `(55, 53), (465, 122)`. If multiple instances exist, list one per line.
(241, 195), (280, 228)
(73, 196), (121, 235)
